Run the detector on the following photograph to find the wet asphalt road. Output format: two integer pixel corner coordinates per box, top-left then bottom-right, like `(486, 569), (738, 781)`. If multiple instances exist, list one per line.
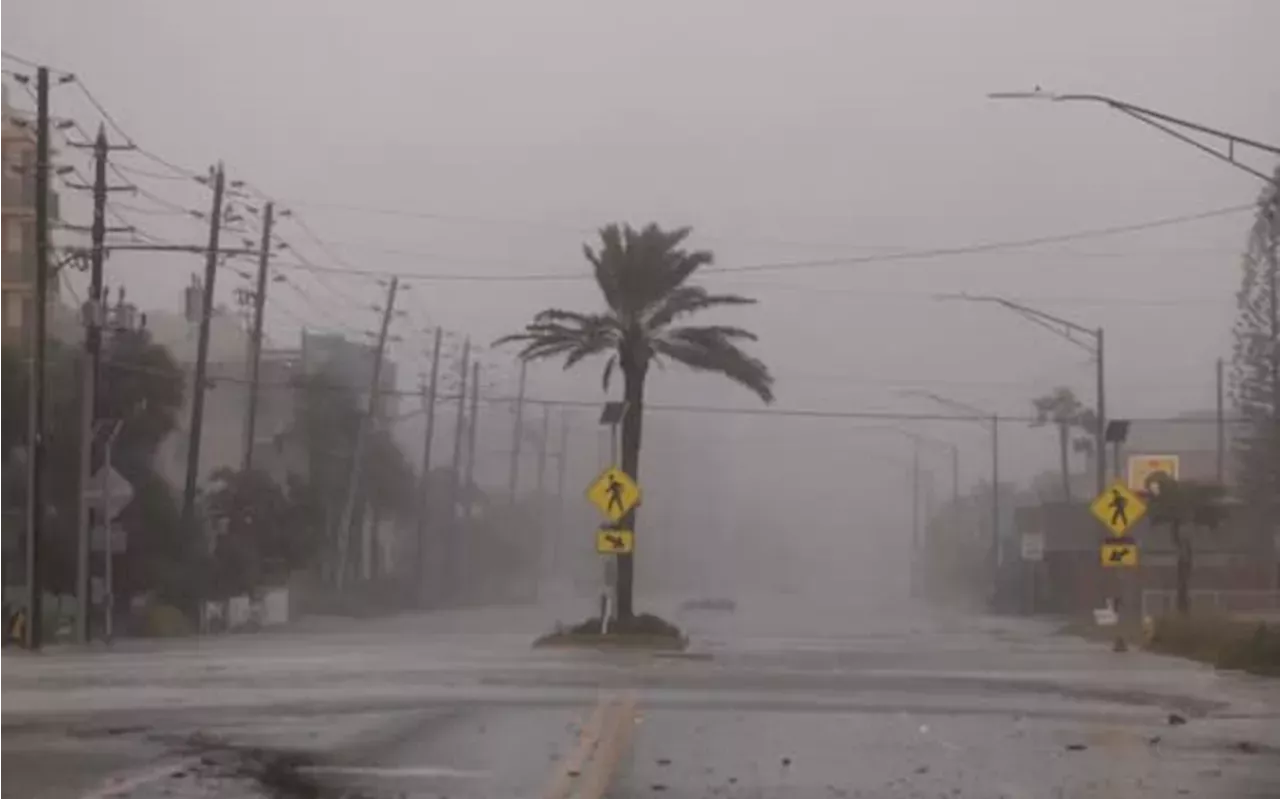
(4, 596), (1279, 798)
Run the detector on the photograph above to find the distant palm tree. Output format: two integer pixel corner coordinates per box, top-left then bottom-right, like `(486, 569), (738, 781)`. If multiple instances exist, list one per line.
(1030, 387), (1097, 503)
(496, 223), (774, 618)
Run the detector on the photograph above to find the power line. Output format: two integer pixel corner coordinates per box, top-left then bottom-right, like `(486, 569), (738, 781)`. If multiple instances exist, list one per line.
(67, 77), (202, 180)
(1, 51), (50, 72)
(713, 204), (1254, 276)
(110, 162), (195, 181)
(92, 357), (1265, 426)
(270, 197), (597, 233)
(245, 202), (1254, 286)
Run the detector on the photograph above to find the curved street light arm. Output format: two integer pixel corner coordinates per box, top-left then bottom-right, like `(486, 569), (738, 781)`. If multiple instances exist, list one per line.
(989, 90), (1280, 186)
(896, 389), (992, 425)
(945, 293), (1098, 355)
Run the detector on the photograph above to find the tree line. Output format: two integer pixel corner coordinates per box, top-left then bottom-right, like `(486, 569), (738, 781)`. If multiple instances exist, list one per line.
(1, 333), (419, 618)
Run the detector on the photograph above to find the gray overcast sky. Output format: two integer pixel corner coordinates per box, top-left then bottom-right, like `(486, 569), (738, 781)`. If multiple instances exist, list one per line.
(6, 1), (1278, 585)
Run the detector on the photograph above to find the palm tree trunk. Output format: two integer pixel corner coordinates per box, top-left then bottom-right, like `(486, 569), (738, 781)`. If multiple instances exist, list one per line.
(1058, 423), (1072, 502)
(617, 364), (647, 620)
(1173, 524), (1192, 617)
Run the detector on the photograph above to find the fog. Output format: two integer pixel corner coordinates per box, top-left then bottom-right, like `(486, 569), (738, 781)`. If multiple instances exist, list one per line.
(6, 0), (1278, 609)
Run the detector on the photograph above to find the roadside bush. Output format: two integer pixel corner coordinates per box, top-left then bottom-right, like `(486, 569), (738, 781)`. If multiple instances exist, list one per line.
(1148, 616), (1280, 677)
(142, 604), (195, 637)
(1216, 622), (1280, 676)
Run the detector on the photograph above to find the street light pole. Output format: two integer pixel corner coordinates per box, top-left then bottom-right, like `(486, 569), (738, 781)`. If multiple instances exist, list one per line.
(899, 391), (1002, 569)
(943, 294), (1107, 495)
(988, 90), (1280, 186)
(857, 423), (960, 507)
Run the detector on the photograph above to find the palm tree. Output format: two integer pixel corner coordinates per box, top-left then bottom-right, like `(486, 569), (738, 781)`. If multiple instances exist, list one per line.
(496, 223), (774, 618)
(1147, 475), (1229, 617)
(1030, 387), (1097, 503)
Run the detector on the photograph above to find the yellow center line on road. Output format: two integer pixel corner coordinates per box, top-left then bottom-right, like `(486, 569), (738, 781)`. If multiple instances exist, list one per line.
(542, 694), (610, 799)
(542, 690), (638, 799)
(575, 690), (637, 799)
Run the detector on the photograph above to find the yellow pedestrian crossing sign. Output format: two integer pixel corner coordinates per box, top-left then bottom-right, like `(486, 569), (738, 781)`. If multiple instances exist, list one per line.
(1090, 480), (1147, 537)
(596, 527), (635, 554)
(586, 466), (641, 523)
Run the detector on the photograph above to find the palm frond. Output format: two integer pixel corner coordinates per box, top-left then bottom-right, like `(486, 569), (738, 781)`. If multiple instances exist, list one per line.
(532, 308), (618, 328)
(494, 309), (621, 368)
(563, 337), (614, 370)
(519, 339), (582, 361)
(653, 325), (774, 403)
(644, 286), (756, 331)
(601, 354), (617, 392)
(586, 223), (714, 316)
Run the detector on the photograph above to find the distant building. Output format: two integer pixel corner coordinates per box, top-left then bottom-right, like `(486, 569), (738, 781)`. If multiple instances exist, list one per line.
(1125, 411), (1235, 489)
(147, 276), (303, 491)
(2, 86), (62, 348)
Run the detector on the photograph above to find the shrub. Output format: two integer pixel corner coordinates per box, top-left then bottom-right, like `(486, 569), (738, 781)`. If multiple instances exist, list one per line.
(1148, 616), (1280, 677)
(143, 604), (195, 638)
(567, 612), (682, 638)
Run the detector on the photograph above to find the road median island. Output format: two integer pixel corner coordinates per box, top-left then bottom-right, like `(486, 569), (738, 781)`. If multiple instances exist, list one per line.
(534, 612), (688, 651)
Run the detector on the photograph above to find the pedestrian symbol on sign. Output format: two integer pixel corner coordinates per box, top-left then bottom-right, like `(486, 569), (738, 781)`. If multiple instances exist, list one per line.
(607, 474), (626, 514)
(1108, 488), (1129, 527)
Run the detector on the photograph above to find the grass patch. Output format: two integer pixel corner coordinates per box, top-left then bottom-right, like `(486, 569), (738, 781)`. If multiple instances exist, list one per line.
(1147, 616), (1280, 677)
(534, 612), (688, 650)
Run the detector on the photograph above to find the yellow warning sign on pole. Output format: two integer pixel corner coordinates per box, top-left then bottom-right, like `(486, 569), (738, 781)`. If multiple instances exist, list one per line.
(1100, 541), (1139, 567)
(595, 528), (635, 554)
(1089, 480), (1147, 537)
(585, 466), (641, 523)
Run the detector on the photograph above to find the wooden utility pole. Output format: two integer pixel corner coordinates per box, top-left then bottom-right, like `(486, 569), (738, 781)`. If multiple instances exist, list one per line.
(1216, 357), (1226, 485)
(24, 67), (51, 650)
(334, 277), (398, 588)
(507, 359), (527, 505)
(464, 360), (481, 521)
(180, 163), (226, 548)
(241, 201), (275, 474)
(415, 326), (442, 606)
(67, 125), (134, 644)
(445, 337), (470, 599)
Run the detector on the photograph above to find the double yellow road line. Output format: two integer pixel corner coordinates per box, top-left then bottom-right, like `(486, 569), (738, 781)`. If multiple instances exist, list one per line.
(543, 691), (638, 799)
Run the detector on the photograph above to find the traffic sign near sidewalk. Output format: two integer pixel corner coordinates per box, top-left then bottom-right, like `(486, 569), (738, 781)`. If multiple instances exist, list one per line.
(1101, 539), (1139, 567)
(586, 466), (641, 523)
(596, 527), (635, 554)
(1089, 480), (1147, 537)
(82, 465), (134, 520)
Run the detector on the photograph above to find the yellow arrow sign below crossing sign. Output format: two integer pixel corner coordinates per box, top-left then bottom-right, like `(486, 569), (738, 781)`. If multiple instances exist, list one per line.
(1100, 541), (1139, 567)
(585, 466), (641, 523)
(1089, 480), (1147, 537)
(595, 528), (635, 554)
